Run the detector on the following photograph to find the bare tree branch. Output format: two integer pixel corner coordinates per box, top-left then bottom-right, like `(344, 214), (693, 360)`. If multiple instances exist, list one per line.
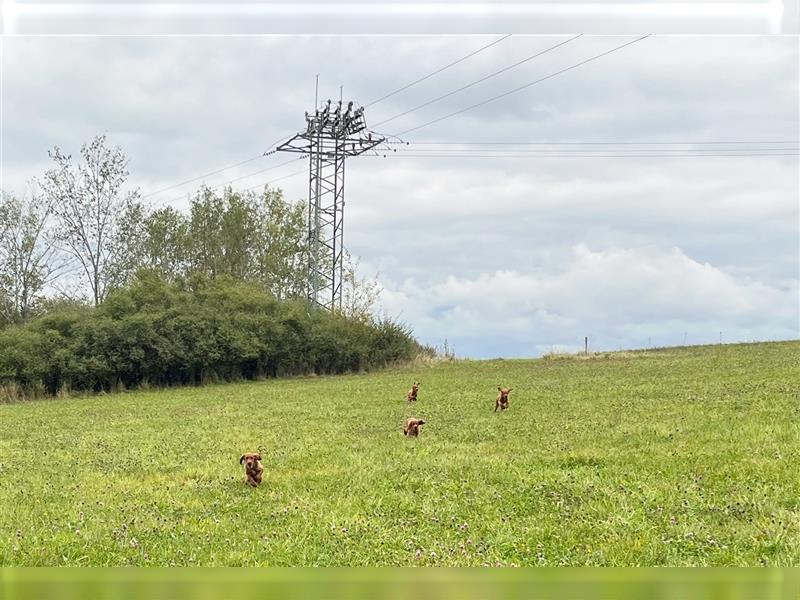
(42, 135), (145, 306)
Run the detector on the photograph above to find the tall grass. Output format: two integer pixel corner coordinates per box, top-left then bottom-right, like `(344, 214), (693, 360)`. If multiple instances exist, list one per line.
(0, 341), (797, 565)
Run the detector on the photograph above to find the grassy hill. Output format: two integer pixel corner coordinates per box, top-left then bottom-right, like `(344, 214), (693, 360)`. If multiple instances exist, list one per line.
(1, 341), (798, 566)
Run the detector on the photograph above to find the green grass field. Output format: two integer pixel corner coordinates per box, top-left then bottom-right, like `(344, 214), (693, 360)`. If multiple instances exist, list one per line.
(1, 341), (798, 566)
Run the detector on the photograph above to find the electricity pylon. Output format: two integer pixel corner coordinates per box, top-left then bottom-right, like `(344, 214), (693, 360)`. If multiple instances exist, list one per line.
(277, 99), (384, 310)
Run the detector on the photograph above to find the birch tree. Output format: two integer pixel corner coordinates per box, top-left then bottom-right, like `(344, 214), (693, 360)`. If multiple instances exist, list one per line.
(42, 135), (144, 306)
(0, 190), (64, 324)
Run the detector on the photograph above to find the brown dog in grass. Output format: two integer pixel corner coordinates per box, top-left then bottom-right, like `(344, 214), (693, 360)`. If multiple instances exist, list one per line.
(495, 387), (512, 412)
(239, 452), (263, 487)
(404, 417), (426, 437)
(407, 382), (420, 402)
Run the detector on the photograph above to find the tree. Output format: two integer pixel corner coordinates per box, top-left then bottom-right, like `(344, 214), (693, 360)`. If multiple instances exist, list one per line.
(134, 182), (370, 311)
(253, 185), (307, 300)
(42, 135), (145, 306)
(0, 190), (64, 325)
(186, 187), (227, 280)
(185, 187), (258, 280)
(142, 206), (189, 279)
(339, 250), (382, 323)
(218, 189), (260, 281)
(181, 185), (307, 299)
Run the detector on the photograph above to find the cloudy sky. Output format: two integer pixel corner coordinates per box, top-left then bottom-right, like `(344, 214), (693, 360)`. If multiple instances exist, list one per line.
(2, 34), (798, 357)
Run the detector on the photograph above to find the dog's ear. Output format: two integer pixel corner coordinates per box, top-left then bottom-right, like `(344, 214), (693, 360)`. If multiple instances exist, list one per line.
(254, 453), (262, 462)
(498, 386), (502, 391)
(507, 388), (512, 393)
(418, 419), (426, 425)
(239, 455), (246, 464)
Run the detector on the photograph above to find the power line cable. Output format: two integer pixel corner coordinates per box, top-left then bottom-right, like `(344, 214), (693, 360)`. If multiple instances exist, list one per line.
(392, 35), (652, 138)
(207, 156), (303, 188)
(142, 153), (270, 199)
(140, 136), (796, 199)
(402, 140), (800, 146)
(372, 34), (582, 129)
(160, 157), (304, 206)
(392, 146), (796, 153)
(243, 168), (308, 192)
(371, 152), (798, 159)
(364, 34), (513, 108)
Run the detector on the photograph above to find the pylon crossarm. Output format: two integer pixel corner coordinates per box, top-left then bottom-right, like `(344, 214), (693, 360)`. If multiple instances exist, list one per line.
(278, 134), (384, 157)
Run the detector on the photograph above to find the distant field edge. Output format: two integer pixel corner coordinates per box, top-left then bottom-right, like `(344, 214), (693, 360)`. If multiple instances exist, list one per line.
(1, 567), (798, 600)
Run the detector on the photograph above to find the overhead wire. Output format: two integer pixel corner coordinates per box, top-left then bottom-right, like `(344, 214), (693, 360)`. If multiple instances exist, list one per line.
(371, 34), (583, 129)
(243, 168), (308, 192)
(391, 146), (797, 153)
(399, 140), (800, 146)
(372, 152), (799, 159)
(142, 153), (270, 199)
(158, 156), (305, 206)
(364, 34), (512, 108)
(392, 35), (652, 138)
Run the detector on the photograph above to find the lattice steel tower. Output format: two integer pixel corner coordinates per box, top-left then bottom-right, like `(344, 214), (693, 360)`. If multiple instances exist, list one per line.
(277, 98), (384, 310)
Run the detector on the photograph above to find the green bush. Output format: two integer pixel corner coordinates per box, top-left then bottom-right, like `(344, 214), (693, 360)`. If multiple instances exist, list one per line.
(0, 273), (421, 398)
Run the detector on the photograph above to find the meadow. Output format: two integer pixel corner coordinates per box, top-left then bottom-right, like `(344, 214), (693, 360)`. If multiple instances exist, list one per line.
(0, 341), (798, 566)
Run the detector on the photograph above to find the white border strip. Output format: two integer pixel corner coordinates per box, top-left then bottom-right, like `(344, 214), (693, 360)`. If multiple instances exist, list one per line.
(0, 1), (792, 34)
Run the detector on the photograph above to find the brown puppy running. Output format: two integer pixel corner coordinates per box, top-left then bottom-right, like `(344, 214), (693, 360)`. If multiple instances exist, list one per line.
(406, 382), (420, 402)
(404, 417), (426, 437)
(495, 387), (512, 412)
(239, 452), (263, 487)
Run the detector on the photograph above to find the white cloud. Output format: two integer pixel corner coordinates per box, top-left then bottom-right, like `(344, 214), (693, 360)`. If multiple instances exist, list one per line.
(377, 244), (799, 357)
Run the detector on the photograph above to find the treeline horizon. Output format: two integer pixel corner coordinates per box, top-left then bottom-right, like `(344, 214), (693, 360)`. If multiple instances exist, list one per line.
(0, 135), (424, 400)
(1, 134), (379, 325)
(0, 272), (423, 400)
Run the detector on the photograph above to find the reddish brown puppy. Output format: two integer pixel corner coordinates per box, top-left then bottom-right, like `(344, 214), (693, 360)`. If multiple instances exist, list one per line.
(239, 452), (263, 487)
(495, 387), (512, 412)
(406, 382), (420, 402)
(404, 417), (426, 437)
